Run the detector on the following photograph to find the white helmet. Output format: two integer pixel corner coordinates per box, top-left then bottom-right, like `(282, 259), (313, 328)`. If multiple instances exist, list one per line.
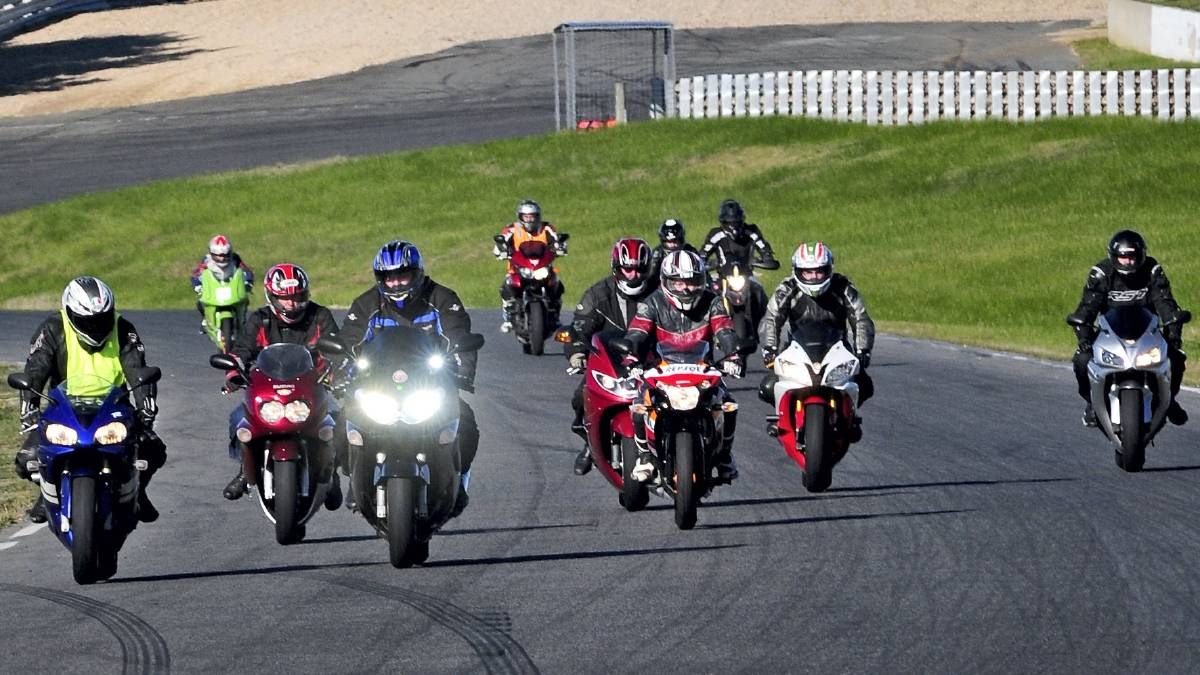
(208, 234), (232, 257)
(660, 250), (706, 311)
(515, 199), (543, 234)
(62, 276), (116, 348)
(792, 242), (834, 297)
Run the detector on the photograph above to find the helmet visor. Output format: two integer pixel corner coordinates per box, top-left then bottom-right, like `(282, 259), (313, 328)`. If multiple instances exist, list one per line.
(380, 268), (420, 290)
(69, 310), (115, 346)
(797, 266), (831, 285)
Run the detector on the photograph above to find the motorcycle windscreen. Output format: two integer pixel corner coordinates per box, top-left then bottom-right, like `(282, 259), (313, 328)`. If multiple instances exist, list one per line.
(255, 343), (314, 380)
(517, 240), (549, 261)
(1103, 307), (1154, 342)
(655, 341), (711, 365)
(787, 321), (845, 363)
(54, 375), (125, 428)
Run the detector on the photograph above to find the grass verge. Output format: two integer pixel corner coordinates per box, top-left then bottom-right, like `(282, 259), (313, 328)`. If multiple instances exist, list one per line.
(1144, 0), (1200, 10)
(0, 116), (1196, 381)
(0, 364), (37, 528)
(1073, 37), (1200, 70)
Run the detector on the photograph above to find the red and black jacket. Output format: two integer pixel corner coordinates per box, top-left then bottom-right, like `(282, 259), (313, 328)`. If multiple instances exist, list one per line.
(228, 303), (339, 372)
(624, 289), (737, 364)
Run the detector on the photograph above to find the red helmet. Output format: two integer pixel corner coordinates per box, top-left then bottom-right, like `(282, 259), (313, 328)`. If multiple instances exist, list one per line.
(611, 238), (652, 297)
(208, 234), (232, 260)
(263, 263), (310, 324)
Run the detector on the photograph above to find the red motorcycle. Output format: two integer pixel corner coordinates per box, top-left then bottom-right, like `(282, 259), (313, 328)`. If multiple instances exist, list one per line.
(211, 344), (338, 544)
(497, 235), (568, 355)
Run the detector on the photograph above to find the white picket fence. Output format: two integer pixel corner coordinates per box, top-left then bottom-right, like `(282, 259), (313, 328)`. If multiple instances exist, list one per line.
(674, 69), (1200, 124)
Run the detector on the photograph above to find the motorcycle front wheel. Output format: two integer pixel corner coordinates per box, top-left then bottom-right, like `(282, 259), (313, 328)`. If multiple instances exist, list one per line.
(70, 475), (100, 585)
(386, 478), (418, 568)
(528, 302), (546, 356)
(802, 402), (833, 492)
(273, 460), (302, 545)
(1115, 388), (1146, 472)
(673, 432), (699, 530)
(620, 437), (649, 512)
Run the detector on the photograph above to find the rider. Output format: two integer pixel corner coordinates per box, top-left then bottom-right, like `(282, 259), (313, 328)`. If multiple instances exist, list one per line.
(759, 242), (876, 437)
(339, 240), (481, 517)
(220, 264), (344, 507)
(1067, 229), (1189, 427)
(650, 218), (697, 279)
(191, 234), (254, 324)
(493, 199), (568, 333)
(621, 250), (743, 483)
(698, 199), (780, 335)
(13, 276), (166, 524)
(566, 238), (656, 476)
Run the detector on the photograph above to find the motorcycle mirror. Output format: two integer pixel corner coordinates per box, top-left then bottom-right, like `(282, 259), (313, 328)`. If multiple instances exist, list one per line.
(316, 337), (347, 356)
(210, 353), (240, 371)
(450, 333), (486, 354)
(557, 233), (570, 242)
(753, 259), (780, 270)
(493, 234), (507, 245)
(554, 328), (573, 344)
(735, 338), (757, 356)
(128, 367), (162, 389)
(7, 372), (33, 391)
(610, 337), (634, 355)
(1179, 310), (1193, 324)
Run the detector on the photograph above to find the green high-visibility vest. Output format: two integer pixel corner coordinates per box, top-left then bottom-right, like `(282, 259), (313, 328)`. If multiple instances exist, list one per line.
(61, 309), (125, 397)
(199, 265), (248, 307)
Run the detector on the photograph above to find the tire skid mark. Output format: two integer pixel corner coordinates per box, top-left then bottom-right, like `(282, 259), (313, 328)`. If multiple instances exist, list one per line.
(0, 583), (170, 674)
(305, 573), (537, 675)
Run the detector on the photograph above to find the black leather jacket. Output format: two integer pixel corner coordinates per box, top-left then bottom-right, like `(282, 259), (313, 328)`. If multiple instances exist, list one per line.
(229, 304), (340, 370)
(698, 224), (779, 272)
(625, 289), (738, 364)
(762, 275), (875, 356)
(567, 276), (653, 358)
(1068, 257), (1186, 346)
(650, 242), (698, 280)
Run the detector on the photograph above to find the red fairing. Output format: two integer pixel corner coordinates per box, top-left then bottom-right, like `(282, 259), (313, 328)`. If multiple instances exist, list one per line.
(507, 241), (558, 290)
(582, 334), (638, 491)
(269, 439), (300, 461)
(774, 388), (855, 472)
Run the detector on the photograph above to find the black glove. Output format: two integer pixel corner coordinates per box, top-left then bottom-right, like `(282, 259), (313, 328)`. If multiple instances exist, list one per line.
(857, 351), (871, 369)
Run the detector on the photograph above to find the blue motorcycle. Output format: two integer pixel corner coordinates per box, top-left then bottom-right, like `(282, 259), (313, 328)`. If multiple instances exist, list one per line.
(8, 368), (161, 584)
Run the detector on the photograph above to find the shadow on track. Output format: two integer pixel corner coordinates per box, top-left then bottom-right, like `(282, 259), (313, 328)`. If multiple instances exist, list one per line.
(698, 508), (972, 530)
(826, 477), (1074, 492)
(422, 543), (744, 568)
(106, 560), (384, 584)
(1139, 464), (1200, 473)
(301, 534), (380, 544)
(643, 491), (911, 511)
(0, 34), (208, 97)
(440, 521), (598, 536)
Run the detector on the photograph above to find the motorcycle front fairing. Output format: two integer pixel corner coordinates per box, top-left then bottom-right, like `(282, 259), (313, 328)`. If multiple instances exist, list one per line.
(1087, 308), (1172, 446)
(771, 323), (860, 463)
(583, 332), (640, 488)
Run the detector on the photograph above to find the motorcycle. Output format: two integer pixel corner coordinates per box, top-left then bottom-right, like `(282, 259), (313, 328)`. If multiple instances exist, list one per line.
(618, 341), (737, 530)
(1072, 307), (1188, 472)
(210, 344), (337, 544)
(496, 234), (568, 355)
(7, 368), (161, 584)
(766, 322), (862, 493)
(319, 328), (485, 568)
(712, 259), (773, 356)
(198, 263), (250, 352)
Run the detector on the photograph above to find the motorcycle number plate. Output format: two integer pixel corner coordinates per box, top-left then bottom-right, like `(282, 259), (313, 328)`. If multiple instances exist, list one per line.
(660, 364), (705, 375)
(215, 286), (233, 303)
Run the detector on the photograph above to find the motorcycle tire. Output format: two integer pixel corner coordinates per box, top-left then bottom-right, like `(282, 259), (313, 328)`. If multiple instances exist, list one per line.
(528, 303), (546, 356)
(673, 432), (699, 530)
(1116, 389), (1146, 472)
(273, 460), (302, 545)
(70, 475), (100, 585)
(385, 478), (418, 568)
(219, 317), (234, 352)
(802, 402), (833, 492)
(620, 437), (649, 512)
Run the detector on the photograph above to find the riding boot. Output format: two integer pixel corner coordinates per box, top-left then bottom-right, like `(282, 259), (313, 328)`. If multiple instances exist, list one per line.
(223, 469), (248, 500)
(450, 470), (470, 518)
(573, 446), (592, 476)
(324, 473), (343, 511)
(26, 494), (47, 524)
(136, 470), (159, 523)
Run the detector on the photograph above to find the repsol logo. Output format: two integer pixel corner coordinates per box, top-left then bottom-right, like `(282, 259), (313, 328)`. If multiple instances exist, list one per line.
(1108, 289), (1147, 303)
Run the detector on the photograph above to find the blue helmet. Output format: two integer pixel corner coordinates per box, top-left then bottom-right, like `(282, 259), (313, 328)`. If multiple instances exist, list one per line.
(373, 240), (425, 301)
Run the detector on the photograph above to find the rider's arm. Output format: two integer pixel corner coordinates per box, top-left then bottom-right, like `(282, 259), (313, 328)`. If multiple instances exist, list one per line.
(697, 227), (723, 263)
(624, 301), (657, 358)
(706, 299), (738, 362)
(841, 278), (875, 355)
(228, 309), (266, 366)
(234, 254), (254, 288)
(761, 281), (793, 356)
(1067, 265), (1108, 341)
(116, 318), (156, 424)
(568, 284), (604, 358)
(493, 225), (515, 258)
(337, 292), (375, 352)
(1148, 262), (1187, 344)
(430, 285), (477, 383)
(190, 258), (206, 290)
(747, 224), (777, 258)
(20, 317), (61, 411)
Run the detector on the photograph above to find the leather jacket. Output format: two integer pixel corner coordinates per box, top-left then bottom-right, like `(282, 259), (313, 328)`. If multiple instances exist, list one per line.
(762, 275), (875, 356)
(698, 223), (779, 272)
(625, 289), (738, 364)
(1068, 257), (1186, 346)
(567, 276), (653, 358)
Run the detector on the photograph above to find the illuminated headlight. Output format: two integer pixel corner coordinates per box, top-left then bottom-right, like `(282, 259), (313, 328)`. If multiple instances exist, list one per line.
(357, 358), (370, 372)
(728, 275), (747, 292)
(285, 401), (311, 423)
(824, 362), (857, 387)
(399, 388), (444, 425)
(1134, 347), (1162, 368)
(45, 424), (78, 446)
(259, 400), (286, 424)
(356, 389), (401, 425)
(531, 267), (550, 281)
(592, 371), (639, 399)
(1099, 350), (1125, 368)
(662, 385), (700, 411)
(428, 354), (445, 370)
(94, 422), (128, 445)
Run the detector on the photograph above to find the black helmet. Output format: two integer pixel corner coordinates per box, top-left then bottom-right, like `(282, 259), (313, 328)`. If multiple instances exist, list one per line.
(718, 199), (745, 226)
(658, 218), (686, 250)
(1108, 229), (1147, 275)
(61, 276), (116, 349)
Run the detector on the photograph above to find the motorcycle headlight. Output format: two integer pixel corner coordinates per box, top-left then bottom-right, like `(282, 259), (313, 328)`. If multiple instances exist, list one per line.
(399, 388), (445, 425)
(662, 385), (700, 411)
(428, 354), (445, 370)
(94, 421), (128, 445)
(1099, 349), (1125, 368)
(45, 423), (78, 446)
(518, 268), (533, 279)
(1134, 347), (1162, 368)
(259, 400), (286, 424)
(532, 267), (550, 280)
(592, 371), (639, 399)
(823, 362), (856, 387)
(728, 275), (747, 292)
(284, 400), (311, 423)
(356, 389), (401, 425)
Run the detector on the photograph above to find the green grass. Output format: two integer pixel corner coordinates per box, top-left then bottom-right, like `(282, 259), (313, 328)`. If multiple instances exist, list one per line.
(1144, 0), (1200, 10)
(0, 365), (37, 528)
(1074, 37), (1200, 70)
(0, 116), (1197, 379)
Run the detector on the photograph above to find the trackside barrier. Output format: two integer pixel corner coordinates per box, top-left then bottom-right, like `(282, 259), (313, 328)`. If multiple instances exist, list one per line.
(0, 0), (109, 41)
(674, 69), (1200, 123)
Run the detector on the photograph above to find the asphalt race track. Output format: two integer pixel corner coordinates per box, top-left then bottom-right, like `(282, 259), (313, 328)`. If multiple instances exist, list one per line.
(4, 21), (1200, 674)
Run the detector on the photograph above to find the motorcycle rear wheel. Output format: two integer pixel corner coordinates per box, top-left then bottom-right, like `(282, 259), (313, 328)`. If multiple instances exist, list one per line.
(386, 478), (418, 568)
(528, 302), (546, 356)
(273, 460), (302, 545)
(802, 402), (833, 492)
(673, 432), (698, 530)
(70, 475), (99, 585)
(1116, 389), (1146, 472)
(620, 437), (649, 512)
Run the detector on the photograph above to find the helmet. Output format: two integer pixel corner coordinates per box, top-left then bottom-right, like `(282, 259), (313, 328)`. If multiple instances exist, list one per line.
(208, 234), (233, 261)
(263, 263), (310, 325)
(516, 199), (543, 234)
(372, 240), (425, 302)
(792, 242), (834, 296)
(658, 218), (686, 250)
(1108, 229), (1147, 275)
(611, 238), (653, 297)
(718, 199), (746, 233)
(660, 250), (707, 311)
(62, 276), (116, 348)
